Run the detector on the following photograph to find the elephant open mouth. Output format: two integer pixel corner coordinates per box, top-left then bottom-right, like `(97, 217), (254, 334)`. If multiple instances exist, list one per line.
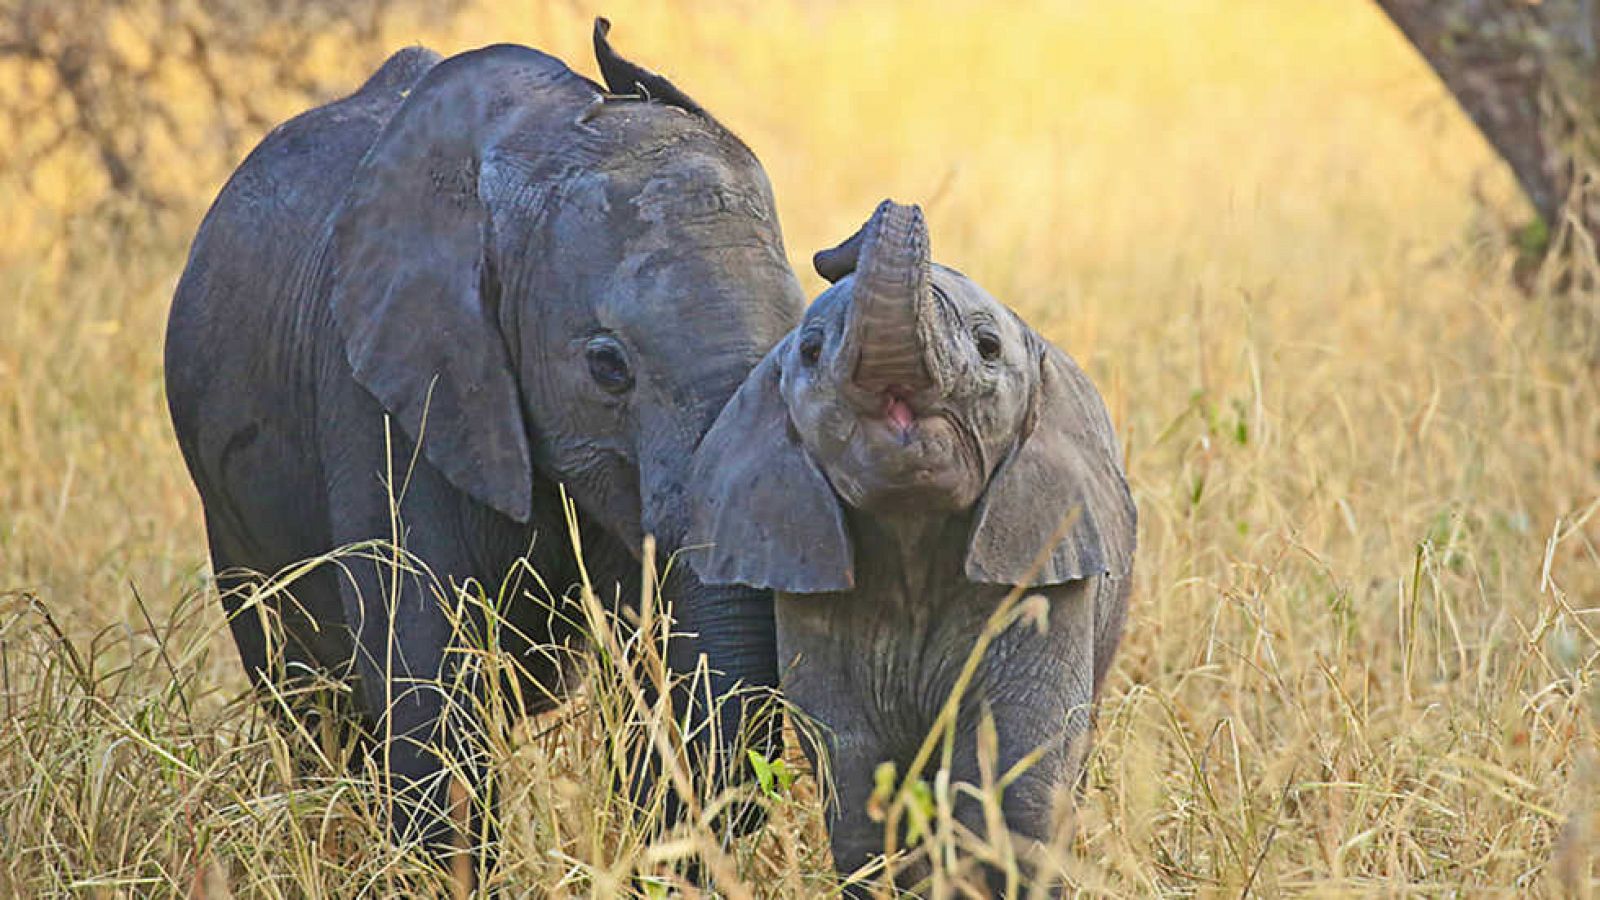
(882, 388), (916, 435)
(845, 410), (979, 514)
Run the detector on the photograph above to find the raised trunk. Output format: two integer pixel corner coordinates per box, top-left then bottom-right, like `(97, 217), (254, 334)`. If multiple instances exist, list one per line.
(845, 201), (936, 392)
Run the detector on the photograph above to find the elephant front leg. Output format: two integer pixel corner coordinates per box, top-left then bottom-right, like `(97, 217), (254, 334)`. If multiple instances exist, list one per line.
(322, 416), (499, 886)
(778, 674), (885, 893)
(942, 691), (1093, 895)
(340, 559), (478, 822)
(335, 533), (491, 885)
(806, 723), (897, 896)
(931, 616), (1096, 893)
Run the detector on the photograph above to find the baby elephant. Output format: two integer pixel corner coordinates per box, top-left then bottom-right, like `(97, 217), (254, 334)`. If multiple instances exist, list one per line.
(689, 200), (1136, 891)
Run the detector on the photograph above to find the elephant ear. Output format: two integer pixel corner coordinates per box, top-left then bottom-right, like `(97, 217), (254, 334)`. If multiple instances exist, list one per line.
(593, 18), (708, 118)
(327, 47), (578, 523)
(688, 339), (854, 593)
(965, 339), (1136, 587)
(812, 222), (865, 283)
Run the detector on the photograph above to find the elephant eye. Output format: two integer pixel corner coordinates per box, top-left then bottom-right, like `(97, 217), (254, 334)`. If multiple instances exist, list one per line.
(798, 330), (823, 366)
(973, 326), (1002, 362)
(585, 335), (634, 394)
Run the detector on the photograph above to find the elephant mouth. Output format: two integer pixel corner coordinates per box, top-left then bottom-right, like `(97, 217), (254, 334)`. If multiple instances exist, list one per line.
(863, 384), (934, 444)
(841, 410), (981, 514)
(884, 392), (916, 434)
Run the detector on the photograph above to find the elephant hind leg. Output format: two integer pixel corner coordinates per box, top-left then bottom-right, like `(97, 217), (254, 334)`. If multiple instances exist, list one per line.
(207, 509), (292, 689)
(205, 511), (368, 767)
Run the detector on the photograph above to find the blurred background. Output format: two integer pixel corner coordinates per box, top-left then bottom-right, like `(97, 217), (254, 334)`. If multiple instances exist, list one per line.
(0, 0), (1596, 894)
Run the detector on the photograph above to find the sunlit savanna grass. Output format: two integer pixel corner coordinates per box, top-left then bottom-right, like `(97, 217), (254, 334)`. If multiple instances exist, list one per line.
(2, 0), (1597, 895)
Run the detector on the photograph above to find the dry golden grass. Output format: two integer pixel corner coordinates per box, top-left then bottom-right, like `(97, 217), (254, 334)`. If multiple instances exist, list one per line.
(2, 0), (1598, 895)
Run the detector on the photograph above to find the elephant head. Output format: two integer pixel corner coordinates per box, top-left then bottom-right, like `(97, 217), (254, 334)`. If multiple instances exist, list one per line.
(689, 200), (1135, 591)
(326, 22), (804, 784)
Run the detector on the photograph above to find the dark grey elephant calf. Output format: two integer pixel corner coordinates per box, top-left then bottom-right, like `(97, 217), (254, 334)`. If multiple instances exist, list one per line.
(690, 201), (1136, 892)
(165, 20), (803, 874)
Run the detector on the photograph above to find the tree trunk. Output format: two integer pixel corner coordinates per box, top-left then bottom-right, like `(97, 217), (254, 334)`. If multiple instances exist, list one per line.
(1374, 0), (1600, 274)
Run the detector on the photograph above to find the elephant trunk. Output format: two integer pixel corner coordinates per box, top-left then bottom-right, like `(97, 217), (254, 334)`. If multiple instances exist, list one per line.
(844, 201), (935, 394)
(634, 560), (778, 833)
(638, 445), (781, 830)
(665, 574), (781, 756)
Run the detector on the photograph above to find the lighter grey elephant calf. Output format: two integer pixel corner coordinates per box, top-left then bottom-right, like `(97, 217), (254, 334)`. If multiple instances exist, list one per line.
(688, 200), (1136, 893)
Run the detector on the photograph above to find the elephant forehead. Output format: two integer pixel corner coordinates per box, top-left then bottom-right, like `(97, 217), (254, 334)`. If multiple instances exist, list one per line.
(930, 265), (1004, 316)
(802, 280), (853, 327)
(513, 152), (781, 262)
(617, 237), (794, 299)
(621, 265), (797, 375)
(929, 266), (1034, 343)
(602, 204), (802, 332)
(631, 174), (772, 225)
(590, 134), (766, 212)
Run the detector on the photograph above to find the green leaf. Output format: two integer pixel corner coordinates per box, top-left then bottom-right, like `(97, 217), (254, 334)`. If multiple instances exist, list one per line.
(772, 757), (795, 793)
(903, 778), (935, 846)
(747, 748), (775, 795)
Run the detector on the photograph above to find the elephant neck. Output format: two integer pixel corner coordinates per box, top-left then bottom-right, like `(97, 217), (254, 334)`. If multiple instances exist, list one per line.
(844, 507), (972, 604)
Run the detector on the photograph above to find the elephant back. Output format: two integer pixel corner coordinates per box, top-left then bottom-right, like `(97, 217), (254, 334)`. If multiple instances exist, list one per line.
(166, 46), (441, 495)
